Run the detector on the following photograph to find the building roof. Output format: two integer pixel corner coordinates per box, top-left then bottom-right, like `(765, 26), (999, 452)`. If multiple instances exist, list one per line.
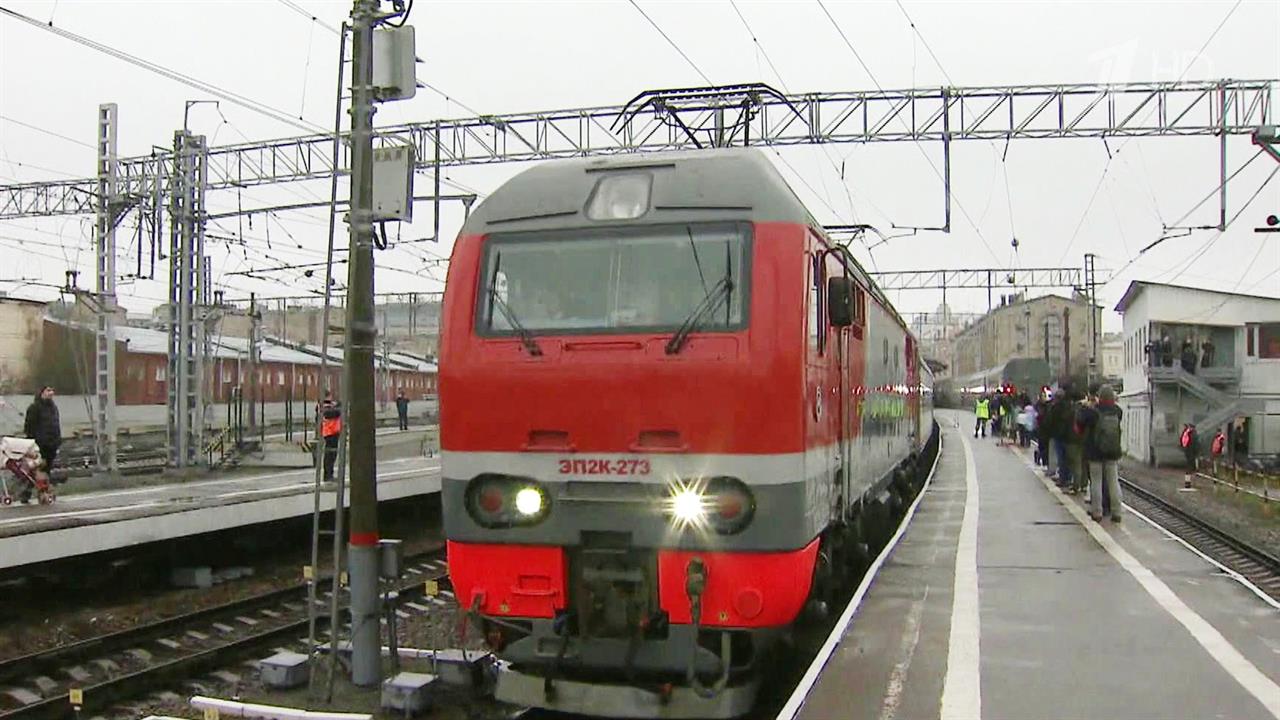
(50, 320), (437, 373)
(214, 336), (322, 366)
(1114, 280), (1280, 313)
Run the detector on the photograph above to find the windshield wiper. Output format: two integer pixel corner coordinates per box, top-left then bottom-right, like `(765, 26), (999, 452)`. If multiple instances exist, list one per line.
(487, 252), (543, 357)
(665, 273), (734, 355)
(666, 237), (735, 355)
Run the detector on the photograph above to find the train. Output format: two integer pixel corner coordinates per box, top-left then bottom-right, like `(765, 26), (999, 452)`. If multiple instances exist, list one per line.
(439, 148), (938, 718)
(954, 357), (1053, 400)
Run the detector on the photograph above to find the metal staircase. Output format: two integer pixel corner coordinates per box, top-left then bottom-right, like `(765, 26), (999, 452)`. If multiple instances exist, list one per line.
(1148, 365), (1248, 432)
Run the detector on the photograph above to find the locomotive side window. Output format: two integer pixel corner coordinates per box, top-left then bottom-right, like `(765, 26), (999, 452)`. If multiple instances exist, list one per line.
(808, 253), (826, 355)
(476, 222), (750, 336)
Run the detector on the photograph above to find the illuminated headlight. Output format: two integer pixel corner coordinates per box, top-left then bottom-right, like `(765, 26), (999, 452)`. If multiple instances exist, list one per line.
(670, 487), (707, 525)
(515, 486), (544, 516)
(666, 477), (755, 535)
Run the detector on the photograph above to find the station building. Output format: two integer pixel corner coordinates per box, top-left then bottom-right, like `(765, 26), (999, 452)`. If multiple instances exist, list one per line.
(1114, 281), (1280, 464)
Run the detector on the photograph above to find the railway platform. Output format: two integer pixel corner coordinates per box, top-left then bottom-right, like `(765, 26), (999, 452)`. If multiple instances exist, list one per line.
(0, 456), (441, 571)
(780, 409), (1280, 720)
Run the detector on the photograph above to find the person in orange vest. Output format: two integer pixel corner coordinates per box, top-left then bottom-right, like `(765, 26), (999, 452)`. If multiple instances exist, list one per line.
(1211, 428), (1227, 474)
(319, 392), (342, 482)
(1180, 423), (1199, 487)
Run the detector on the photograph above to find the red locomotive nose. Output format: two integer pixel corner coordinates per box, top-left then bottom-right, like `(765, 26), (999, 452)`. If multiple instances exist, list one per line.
(479, 487), (505, 514)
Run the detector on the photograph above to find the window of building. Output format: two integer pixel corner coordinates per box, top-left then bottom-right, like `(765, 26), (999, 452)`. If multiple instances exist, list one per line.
(155, 366), (166, 382)
(1248, 323), (1280, 359)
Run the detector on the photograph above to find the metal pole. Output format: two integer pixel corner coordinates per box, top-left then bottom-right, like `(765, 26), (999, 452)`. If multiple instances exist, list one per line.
(94, 103), (120, 474)
(942, 87), (952, 234)
(433, 121), (441, 243)
(1219, 81), (1228, 232)
(345, 0), (382, 687)
(248, 294), (260, 437)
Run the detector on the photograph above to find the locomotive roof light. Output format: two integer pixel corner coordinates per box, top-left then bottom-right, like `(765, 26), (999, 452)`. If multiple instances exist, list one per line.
(585, 173), (652, 221)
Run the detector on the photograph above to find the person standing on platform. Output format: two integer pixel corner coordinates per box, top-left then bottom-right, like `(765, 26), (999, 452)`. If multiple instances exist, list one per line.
(991, 393), (1005, 444)
(320, 392), (343, 483)
(1049, 386), (1074, 489)
(1079, 384), (1124, 522)
(1035, 391), (1053, 470)
(24, 385), (61, 470)
(1066, 389), (1088, 497)
(1019, 398), (1036, 449)
(22, 385), (60, 502)
(395, 388), (410, 431)
(1181, 423), (1200, 481)
(1201, 338), (1216, 369)
(1211, 428), (1227, 474)
(974, 395), (990, 438)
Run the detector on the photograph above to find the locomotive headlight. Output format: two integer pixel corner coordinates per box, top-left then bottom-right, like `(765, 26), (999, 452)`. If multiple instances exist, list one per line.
(514, 486), (544, 516)
(666, 477), (754, 534)
(670, 487), (707, 525)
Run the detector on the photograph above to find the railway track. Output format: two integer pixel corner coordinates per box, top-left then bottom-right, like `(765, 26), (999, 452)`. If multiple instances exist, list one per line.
(0, 549), (450, 719)
(1119, 477), (1280, 603)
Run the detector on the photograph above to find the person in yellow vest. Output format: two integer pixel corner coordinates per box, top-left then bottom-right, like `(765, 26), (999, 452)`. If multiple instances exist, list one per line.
(974, 395), (991, 438)
(320, 392), (342, 482)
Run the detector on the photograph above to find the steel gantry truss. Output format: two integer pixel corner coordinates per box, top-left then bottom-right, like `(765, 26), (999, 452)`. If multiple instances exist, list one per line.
(1, 79), (1273, 219)
(0, 79), (1273, 470)
(871, 266), (1094, 292)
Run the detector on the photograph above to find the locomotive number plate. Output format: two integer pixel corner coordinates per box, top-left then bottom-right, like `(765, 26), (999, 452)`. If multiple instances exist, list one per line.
(558, 458), (652, 476)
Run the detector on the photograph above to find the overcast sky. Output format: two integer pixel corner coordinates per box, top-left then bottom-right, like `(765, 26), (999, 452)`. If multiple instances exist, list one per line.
(1, 0), (1277, 330)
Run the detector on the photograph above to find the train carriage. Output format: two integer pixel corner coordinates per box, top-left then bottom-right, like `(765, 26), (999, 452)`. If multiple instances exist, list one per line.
(439, 148), (937, 718)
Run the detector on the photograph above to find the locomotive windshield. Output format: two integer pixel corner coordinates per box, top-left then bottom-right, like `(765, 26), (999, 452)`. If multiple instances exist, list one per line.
(477, 223), (749, 336)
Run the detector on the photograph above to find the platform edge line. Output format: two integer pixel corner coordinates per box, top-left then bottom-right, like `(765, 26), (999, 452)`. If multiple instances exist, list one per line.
(939, 427), (981, 720)
(1119, 493), (1280, 612)
(774, 424), (945, 720)
(1029, 455), (1280, 719)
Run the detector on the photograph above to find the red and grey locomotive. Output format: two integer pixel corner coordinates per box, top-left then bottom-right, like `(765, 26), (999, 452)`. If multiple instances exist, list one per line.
(439, 148), (936, 717)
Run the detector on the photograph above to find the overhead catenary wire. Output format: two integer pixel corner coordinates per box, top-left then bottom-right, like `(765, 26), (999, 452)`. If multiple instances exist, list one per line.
(0, 114), (97, 149)
(627, 0), (713, 85)
(0, 4), (328, 135)
(815, 0), (1002, 265)
(1059, 0), (1245, 263)
(1158, 165), (1280, 284)
(894, 0), (955, 86)
(1104, 165), (1279, 286)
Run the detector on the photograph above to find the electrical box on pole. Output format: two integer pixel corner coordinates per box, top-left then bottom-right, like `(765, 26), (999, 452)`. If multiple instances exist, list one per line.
(372, 145), (414, 221)
(372, 25), (418, 101)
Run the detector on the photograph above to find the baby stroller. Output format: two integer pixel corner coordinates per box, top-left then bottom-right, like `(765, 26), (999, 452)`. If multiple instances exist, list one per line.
(0, 437), (54, 505)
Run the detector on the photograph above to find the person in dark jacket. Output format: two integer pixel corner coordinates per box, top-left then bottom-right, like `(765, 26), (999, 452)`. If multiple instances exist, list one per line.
(395, 388), (410, 431)
(1077, 385), (1123, 521)
(1049, 387), (1074, 489)
(24, 385), (61, 471)
(1035, 394), (1053, 469)
(1064, 389), (1088, 496)
(1180, 339), (1197, 374)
